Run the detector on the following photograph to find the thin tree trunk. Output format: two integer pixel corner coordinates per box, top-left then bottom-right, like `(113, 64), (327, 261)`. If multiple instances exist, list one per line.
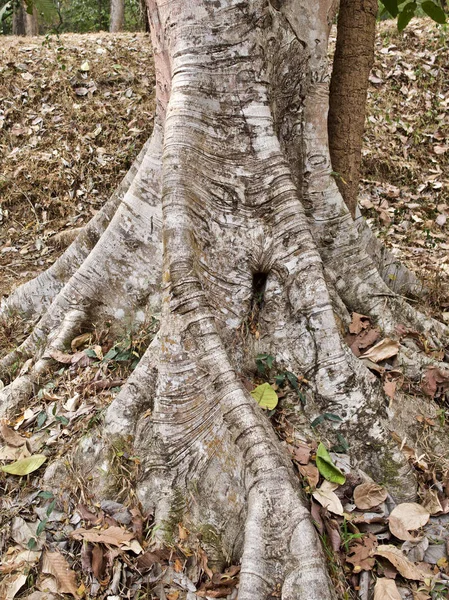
(110, 0), (124, 32)
(1, 1), (448, 598)
(25, 4), (38, 35)
(12, 1), (26, 35)
(328, 0), (378, 217)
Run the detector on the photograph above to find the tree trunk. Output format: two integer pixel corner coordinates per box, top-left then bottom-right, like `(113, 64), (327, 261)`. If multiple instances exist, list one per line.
(12, 1), (26, 35)
(12, 1), (38, 35)
(328, 0), (378, 217)
(25, 3), (38, 35)
(109, 0), (124, 32)
(1, 1), (448, 598)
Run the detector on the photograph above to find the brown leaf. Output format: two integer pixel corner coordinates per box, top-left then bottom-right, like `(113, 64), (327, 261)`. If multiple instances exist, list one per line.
(77, 504), (102, 525)
(70, 526), (134, 546)
(91, 545), (105, 580)
(421, 367), (449, 398)
(298, 463), (319, 488)
(324, 518), (341, 552)
(388, 503), (430, 541)
(353, 483), (388, 510)
(374, 578), (402, 600)
(362, 338), (400, 363)
(310, 500), (324, 535)
(348, 328), (380, 357)
(290, 442), (311, 465)
(71, 333), (92, 351)
(349, 313), (370, 335)
(47, 349), (86, 365)
(420, 489), (443, 516)
(42, 551), (78, 597)
(136, 548), (171, 570)
(346, 534), (377, 572)
(373, 545), (432, 580)
(0, 422), (27, 447)
(384, 379), (397, 399)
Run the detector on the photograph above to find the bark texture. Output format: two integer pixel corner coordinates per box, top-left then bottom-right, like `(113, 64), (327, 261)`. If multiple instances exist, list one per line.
(109, 0), (124, 32)
(1, 1), (448, 599)
(328, 0), (378, 216)
(12, 1), (38, 35)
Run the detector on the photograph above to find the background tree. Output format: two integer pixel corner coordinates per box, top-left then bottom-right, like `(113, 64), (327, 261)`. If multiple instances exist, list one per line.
(109, 0), (124, 31)
(1, 0), (448, 597)
(329, 0), (447, 217)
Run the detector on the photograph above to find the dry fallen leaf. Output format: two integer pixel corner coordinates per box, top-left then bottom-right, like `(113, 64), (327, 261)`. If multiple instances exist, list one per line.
(388, 503), (430, 541)
(70, 525), (135, 546)
(421, 367), (449, 398)
(353, 482), (388, 510)
(312, 480), (344, 516)
(374, 577), (402, 600)
(345, 533), (377, 572)
(42, 551), (78, 598)
(0, 572), (27, 600)
(349, 313), (370, 335)
(0, 422), (27, 447)
(362, 338), (400, 363)
(298, 463), (320, 488)
(374, 545), (432, 580)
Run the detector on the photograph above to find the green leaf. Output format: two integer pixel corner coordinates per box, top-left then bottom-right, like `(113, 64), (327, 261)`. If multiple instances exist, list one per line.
(46, 499), (56, 517)
(27, 537), (37, 550)
(84, 349), (98, 359)
(1, 454), (47, 476)
(250, 383), (278, 410)
(323, 412), (343, 423)
(103, 348), (118, 361)
(37, 411), (47, 428)
(55, 415), (69, 426)
(421, 1), (446, 23)
(274, 373), (286, 387)
(38, 491), (54, 499)
(397, 2), (417, 31)
(380, 0), (398, 17)
(285, 371), (299, 390)
(36, 518), (47, 536)
(316, 443), (346, 485)
(311, 415), (325, 428)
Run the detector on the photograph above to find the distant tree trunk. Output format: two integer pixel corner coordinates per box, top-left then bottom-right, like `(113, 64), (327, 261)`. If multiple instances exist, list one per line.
(25, 4), (38, 35)
(110, 0), (124, 32)
(140, 0), (149, 32)
(12, 1), (26, 35)
(12, 1), (38, 35)
(328, 0), (378, 217)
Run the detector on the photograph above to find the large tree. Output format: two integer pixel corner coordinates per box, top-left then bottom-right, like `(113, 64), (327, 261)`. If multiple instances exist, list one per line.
(1, 1), (448, 598)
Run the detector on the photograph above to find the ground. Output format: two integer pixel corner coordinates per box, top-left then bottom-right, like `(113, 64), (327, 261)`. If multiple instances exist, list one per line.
(0, 19), (449, 600)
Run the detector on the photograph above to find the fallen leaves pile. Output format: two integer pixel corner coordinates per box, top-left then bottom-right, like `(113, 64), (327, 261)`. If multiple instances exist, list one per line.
(278, 427), (449, 600)
(360, 18), (449, 316)
(0, 32), (155, 310)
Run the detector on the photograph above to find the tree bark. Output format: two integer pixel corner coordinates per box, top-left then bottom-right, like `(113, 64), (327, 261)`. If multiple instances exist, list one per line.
(1, 1), (448, 598)
(25, 3), (38, 35)
(328, 0), (378, 217)
(12, 1), (38, 35)
(12, 1), (26, 35)
(109, 0), (124, 32)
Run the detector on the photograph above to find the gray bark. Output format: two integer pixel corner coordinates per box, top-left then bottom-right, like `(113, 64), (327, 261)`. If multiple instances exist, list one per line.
(109, 0), (124, 32)
(1, 1), (448, 598)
